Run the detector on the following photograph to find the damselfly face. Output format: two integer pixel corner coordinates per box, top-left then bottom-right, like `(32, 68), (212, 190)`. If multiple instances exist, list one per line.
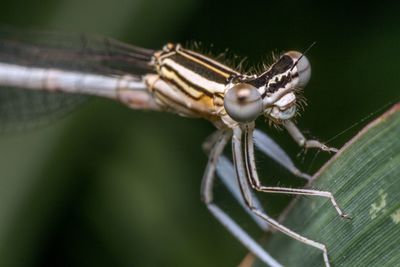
(224, 51), (311, 124)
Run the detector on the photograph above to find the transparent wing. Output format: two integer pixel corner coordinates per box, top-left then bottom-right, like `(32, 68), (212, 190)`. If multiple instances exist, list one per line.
(0, 27), (155, 131)
(0, 87), (86, 132)
(0, 26), (155, 75)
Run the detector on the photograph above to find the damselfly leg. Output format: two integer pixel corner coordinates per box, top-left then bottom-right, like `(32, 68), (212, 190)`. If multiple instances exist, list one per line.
(201, 130), (282, 267)
(230, 123), (348, 267)
(206, 129), (314, 231)
(200, 125), (346, 267)
(253, 129), (312, 180)
(284, 120), (339, 153)
(203, 130), (272, 231)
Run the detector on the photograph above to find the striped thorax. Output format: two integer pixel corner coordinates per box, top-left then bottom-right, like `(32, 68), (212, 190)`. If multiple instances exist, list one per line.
(144, 44), (311, 129)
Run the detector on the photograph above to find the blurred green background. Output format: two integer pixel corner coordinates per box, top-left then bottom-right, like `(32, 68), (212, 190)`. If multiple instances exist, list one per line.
(0, 1), (399, 266)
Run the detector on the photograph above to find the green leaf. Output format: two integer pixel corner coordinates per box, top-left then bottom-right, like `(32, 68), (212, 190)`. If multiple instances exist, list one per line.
(250, 103), (400, 267)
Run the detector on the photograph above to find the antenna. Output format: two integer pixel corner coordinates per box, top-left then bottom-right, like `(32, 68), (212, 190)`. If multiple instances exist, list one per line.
(290, 41), (316, 71)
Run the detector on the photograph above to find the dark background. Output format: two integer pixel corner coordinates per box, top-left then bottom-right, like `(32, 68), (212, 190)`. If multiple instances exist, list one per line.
(0, 0), (398, 266)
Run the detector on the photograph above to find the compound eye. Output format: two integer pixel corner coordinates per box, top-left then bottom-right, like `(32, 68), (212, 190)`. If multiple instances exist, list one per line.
(224, 83), (263, 122)
(286, 51), (311, 87)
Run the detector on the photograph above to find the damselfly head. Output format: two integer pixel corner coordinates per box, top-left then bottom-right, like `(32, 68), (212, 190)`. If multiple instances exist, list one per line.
(223, 51), (311, 124)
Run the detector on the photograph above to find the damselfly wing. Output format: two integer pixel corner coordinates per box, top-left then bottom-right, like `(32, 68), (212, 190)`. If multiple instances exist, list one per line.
(0, 27), (154, 130)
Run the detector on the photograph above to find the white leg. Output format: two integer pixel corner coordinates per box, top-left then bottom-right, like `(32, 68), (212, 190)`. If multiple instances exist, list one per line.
(202, 132), (269, 231)
(253, 129), (311, 180)
(216, 155), (269, 231)
(283, 120), (338, 153)
(201, 130), (282, 267)
(241, 124), (349, 218)
(232, 124), (348, 267)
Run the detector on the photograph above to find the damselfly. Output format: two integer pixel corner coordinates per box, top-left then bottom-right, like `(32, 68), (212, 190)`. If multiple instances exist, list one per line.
(0, 29), (349, 267)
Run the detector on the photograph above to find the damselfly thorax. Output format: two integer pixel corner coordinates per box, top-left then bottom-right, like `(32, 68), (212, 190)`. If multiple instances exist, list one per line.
(144, 43), (235, 125)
